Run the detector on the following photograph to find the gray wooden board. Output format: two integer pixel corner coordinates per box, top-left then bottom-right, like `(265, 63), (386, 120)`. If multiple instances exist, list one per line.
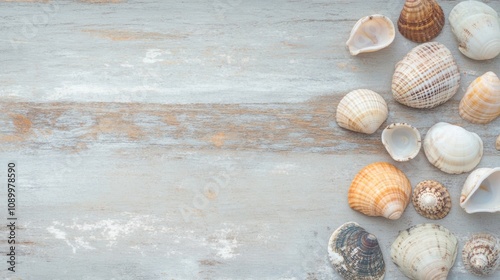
(0, 0), (499, 279)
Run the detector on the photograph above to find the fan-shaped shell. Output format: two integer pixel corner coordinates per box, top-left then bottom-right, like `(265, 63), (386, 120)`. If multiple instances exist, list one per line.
(460, 167), (500, 213)
(328, 222), (385, 280)
(423, 122), (483, 174)
(348, 162), (411, 220)
(391, 223), (458, 280)
(459, 71), (500, 124)
(346, 14), (395, 55)
(381, 123), (421, 162)
(398, 0), (445, 43)
(449, 1), (500, 60)
(392, 42), (460, 109)
(462, 233), (500, 276)
(336, 89), (388, 134)
(412, 180), (451, 220)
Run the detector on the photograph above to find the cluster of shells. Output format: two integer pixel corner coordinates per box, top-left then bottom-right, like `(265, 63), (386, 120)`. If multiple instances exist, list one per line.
(330, 0), (500, 279)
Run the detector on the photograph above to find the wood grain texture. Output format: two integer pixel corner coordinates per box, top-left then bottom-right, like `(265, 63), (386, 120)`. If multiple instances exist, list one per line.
(0, 0), (499, 279)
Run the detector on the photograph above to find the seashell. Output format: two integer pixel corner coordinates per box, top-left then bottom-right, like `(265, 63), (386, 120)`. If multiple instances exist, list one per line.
(462, 233), (500, 276)
(391, 223), (458, 280)
(460, 167), (500, 213)
(336, 89), (388, 134)
(381, 123), (421, 162)
(497, 135), (500, 151)
(412, 180), (451, 220)
(423, 122), (483, 174)
(346, 14), (395, 55)
(328, 222), (385, 280)
(398, 0), (445, 43)
(459, 71), (500, 124)
(392, 42), (460, 109)
(348, 162), (411, 220)
(449, 1), (500, 60)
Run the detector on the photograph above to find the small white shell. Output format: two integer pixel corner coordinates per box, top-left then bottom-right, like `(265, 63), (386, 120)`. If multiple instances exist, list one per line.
(381, 123), (421, 162)
(423, 122), (483, 174)
(346, 14), (395, 55)
(462, 233), (500, 276)
(460, 167), (500, 213)
(459, 71), (500, 124)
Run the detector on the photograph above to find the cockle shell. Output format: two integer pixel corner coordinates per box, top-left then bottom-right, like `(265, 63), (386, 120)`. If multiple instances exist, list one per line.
(398, 0), (445, 43)
(459, 71), (500, 124)
(328, 222), (385, 280)
(460, 167), (500, 213)
(412, 180), (451, 220)
(462, 233), (500, 276)
(381, 123), (421, 162)
(348, 162), (411, 220)
(449, 1), (500, 60)
(336, 89), (388, 134)
(391, 223), (458, 280)
(346, 14), (395, 55)
(423, 122), (483, 174)
(392, 42), (460, 109)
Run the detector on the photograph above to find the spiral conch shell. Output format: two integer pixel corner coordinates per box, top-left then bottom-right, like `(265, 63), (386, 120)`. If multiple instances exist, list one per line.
(462, 233), (500, 276)
(459, 71), (500, 124)
(346, 14), (395, 55)
(412, 180), (451, 220)
(449, 1), (500, 60)
(391, 223), (458, 280)
(328, 222), (385, 280)
(348, 162), (411, 220)
(336, 89), (388, 134)
(392, 42), (460, 109)
(460, 167), (500, 213)
(398, 0), (445, 43)
(423, 122), (483, 174)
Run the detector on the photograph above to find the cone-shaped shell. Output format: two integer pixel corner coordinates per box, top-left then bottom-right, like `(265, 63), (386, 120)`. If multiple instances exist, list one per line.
(459, 71), (500, 124)
(381, 123), (421, 162)
(392, 42), (460, 109)
(423, 122), (483, 174)
(347, 14), (395, 55)
(460, 167), (500, 213)
(398, 0), (445, 43)
(348, 162), (411, 220)
(328, 222), (385, 280)
(336, 89), (388, 134)
(412, 180), (451, 220)
(391, 223), (458, 280)
(462, 233), (500, 276)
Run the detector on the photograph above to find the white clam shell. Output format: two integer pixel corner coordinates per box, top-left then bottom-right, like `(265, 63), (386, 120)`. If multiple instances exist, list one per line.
(459, 71), (500, 124)
(460, 167), (500, 213)
(381, 123), (421, 162)
(423, 122), (483, 174)
(346, 14), (395, 55)
(449, 1), (500, 60)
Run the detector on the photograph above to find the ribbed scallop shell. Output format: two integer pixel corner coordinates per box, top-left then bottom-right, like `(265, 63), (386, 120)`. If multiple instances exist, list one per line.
(391, 223), (458, 280)
(328, 222), (385, 280)
(462, 233), (500, 276)
(423, 122), (483, 174)
(459, 71), (500, 124)
(412, 180), (451, 220)
(346, 14), (395, 55)
(381, 123), (421, 162)
(348, 162), (411, 220)
(460, 167), (500, 213)
(392, 42), (460, 109)
(398, 0), (445, 43)
(336, 89), (388, 134)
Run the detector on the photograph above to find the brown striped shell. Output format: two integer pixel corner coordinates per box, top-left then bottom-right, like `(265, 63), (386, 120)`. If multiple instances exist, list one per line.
(412, 180), (451, 219)
(462, 233), (500, 276)
(398, 0), (445, 43)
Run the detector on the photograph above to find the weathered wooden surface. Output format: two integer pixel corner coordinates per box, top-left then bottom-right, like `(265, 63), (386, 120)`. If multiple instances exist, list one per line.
(0, 0), (499, 279)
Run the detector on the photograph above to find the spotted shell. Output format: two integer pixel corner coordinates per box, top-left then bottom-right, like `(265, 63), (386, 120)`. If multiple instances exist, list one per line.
(398, 0), (445, 43)
(462, 233), (500, 276)
(412, 180), (451, 219)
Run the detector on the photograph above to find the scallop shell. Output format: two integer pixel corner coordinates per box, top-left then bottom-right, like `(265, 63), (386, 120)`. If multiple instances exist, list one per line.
(398, 0), (445, 43)
(449, 1), (500, 60)
(346, 14), (395, 55)
(328, 222), (385, 280)
(497, 135), (500, 151)
(348, 162), (412, 220)
(336, 89), (388, 134)
(423, 122), (483, 174)
(462, 233), (500, 276)
(392, 42), (460, 109)
(460, 167), (500, 213)
(391, 223), (458, 280)
(459, 71), (500, 124)
(381, 123), (421, 162)
(412, 180), (451, 220)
